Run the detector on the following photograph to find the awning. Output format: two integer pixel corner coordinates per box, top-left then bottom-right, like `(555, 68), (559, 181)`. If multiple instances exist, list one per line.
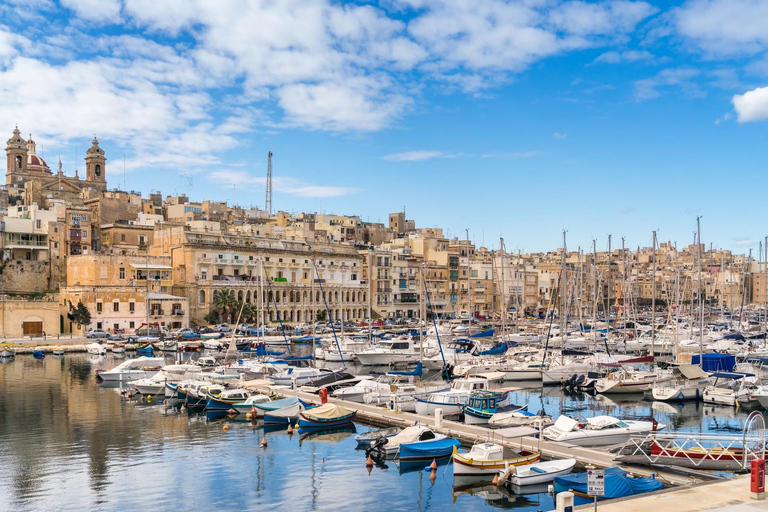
(130, 264), (173, 270)
(678, 364), (708, 380)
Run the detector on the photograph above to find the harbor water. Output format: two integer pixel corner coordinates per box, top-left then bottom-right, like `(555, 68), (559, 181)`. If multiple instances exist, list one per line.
(1, 352), (764, 511)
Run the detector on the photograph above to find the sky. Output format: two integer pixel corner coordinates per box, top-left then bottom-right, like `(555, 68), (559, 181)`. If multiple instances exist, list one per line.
(1, 0), (768, 255)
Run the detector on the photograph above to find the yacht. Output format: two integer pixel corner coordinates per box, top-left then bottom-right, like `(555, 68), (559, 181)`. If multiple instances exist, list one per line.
(651, 364), (711, 401)
(703, 373), (760, 407)
(542, 415), (664, 447)
(414, 376), (490, 416)
(595, 369), (669, 395)
(356, 338), (419, 366)
(97, 357), (165, 382)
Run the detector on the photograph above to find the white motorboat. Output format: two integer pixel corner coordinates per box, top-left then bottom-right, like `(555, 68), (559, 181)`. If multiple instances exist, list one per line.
(202, 339), (224, 350)
(488, 410), (553, 429)
(542, 415), (665, 447)
(368, 425), (447, 457)
(97, 356), (165, 382)
(414, 377), (490, 416)
(541, 360), (594, 386)
(86, 342), (107, 355)
(500, 458), (576, 486)
(316, 337), (367, 362)
(752, 385), (768, 408)
(133, 364), (203, 395)
(269, 367), (343, 387)
(356, 338), (419, 366)
(703, 373), (760, 407)
(595, 369), (668, 395)
(652, 365), (711, 401)
(111, 346), (126, 354)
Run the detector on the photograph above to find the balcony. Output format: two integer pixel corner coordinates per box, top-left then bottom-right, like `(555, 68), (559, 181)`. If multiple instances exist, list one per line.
(231, 259), (244, 265)
(172, 309), (184, 316)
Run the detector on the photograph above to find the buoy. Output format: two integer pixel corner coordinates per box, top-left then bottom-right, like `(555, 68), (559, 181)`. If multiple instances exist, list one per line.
(261, 435), (268, 447)
(147, 395), (152, 402)
(430, 459), (437, 470)
(492, 473), (499, 486)
(223, 425), (230, 431)
(245, 413), (252, 420)
(366, 455), (373, 468)
(287, 423), (294, 433)
(429, 468), (437, 484)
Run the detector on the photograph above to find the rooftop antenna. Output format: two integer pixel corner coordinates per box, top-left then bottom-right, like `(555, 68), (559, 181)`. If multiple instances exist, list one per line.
(266, 151), (273, 215)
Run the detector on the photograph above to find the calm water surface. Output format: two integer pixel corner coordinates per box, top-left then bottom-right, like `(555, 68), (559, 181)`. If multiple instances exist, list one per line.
(1, 353), (763, 511)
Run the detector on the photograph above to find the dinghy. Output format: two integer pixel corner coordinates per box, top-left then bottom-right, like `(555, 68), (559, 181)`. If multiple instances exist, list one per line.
(367, 425), (448, 458)
(297, 403), (356, 428)
(500, 458), (576, 486)
(452, 442), (540, 476)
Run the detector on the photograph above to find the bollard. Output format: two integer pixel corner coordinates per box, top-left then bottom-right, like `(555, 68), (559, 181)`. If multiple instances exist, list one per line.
(752, 458), (766, 500)
(389, 393), (396, 411)
(555, 491), (574, 512)
(434, 408), (443, 429)
(291, 377), (297, 391)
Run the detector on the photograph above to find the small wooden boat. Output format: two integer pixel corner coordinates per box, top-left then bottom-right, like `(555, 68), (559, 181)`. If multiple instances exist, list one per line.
(368, 425), (448, 457)
(111, 346), (126, 354)
(500, 458), (576, 486)
(0, 344), (14, 358)
(52, 347), (65, 356)
(264, 402), (302, 425)
(32, 347), (45, 358)
(400, 438), (461, 461)
(297, 403), (356, 428)
(452, 442), (540, 476)
(205, 388), (251, 410)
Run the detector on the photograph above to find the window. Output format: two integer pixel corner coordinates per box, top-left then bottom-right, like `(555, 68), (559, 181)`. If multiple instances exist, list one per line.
(201, 269), (207, 280)
(96, 302), (103, 313)
(82, 215), (87, 222)
(35, 220), (41, 229)
(119, 267), (125, 279)
(113, 301), (119, 312)
(129, 301), (135, 312)
(129, 321), (135, 328)
(139, 236), (146, 244)
(120, 234), (126, 242)
(351, 274), (357, 280)
(82, 230), (87, 238)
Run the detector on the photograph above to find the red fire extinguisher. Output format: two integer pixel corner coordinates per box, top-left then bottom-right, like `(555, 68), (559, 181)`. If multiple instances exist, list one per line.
(751, 458), (765, 499)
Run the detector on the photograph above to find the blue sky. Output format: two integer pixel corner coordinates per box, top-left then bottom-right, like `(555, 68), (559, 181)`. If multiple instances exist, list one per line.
(2, 0), (768, 254)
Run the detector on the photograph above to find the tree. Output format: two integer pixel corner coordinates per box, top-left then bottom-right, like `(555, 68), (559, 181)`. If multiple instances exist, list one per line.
(204, 310), (219, 324)
(212, 288), (236, 322)
(315, 310), (327, 322)
(71, 301), (91, 329)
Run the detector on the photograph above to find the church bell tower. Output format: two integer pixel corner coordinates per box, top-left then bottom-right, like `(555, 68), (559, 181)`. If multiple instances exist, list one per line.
(85, 136), (107, 189)
(5, 127), (27, 185)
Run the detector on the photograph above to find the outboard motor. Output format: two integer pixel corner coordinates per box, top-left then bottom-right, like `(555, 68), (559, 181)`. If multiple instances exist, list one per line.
(442, 363), (454, 381)
(563, 374), (577, 389)
(573, 374), (586, 388)
(365, 435), (389, 457)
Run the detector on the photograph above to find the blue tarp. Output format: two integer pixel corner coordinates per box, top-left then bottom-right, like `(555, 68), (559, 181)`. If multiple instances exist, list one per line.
(478, 344), (506, 356)
(691, 353), (736, 372)
(555, 466), (663, 505)
(469, 329), (494, 338)
(388, 362), (422, 377)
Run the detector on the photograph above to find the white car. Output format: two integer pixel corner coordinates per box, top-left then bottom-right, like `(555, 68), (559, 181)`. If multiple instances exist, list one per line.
(172, 328), (194, 337)
(85, 329), (109, 339)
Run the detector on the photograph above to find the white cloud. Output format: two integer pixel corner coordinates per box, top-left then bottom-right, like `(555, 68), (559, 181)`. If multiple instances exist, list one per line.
(673, 0), (768, 56)
(633, 68), (703, 100)
(553, 132), (568, 140)
(207, 170), (359, 198)
(549, 1), (657, 37)
(733, 86), (768, 122)
(714, 112), (732, 124)
(593, 49), (654, 64)
(61, 0), (121, 23)
(734, 237), (754, 247)
(383, 150), (455, 162)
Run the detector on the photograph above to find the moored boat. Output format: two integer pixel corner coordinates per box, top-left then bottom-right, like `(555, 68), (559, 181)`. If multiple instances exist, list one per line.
(452, 442), (540, 476)
(0, 344), (14, 358)
(500, 458), (576, 486)
(462, 390), (524, 426)
(367, 425), (448, 458)
(205, 388), (251, 410)
(297, 403), (356, 428)
(554, 466), (664, 506)
(399, 437), (461, 461)
(543, 415), (665, 447)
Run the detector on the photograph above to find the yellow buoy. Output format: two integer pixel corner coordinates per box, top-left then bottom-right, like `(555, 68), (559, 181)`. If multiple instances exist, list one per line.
(245, 413), (252, 420)
(147, 395), (152, 402)
(223, 425), (230, 431)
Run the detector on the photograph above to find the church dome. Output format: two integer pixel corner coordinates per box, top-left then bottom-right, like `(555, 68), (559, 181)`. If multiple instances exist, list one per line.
(26, 138), (50, 172)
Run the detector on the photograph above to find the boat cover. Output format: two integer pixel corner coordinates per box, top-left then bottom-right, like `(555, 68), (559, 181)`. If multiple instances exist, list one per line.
(586, 416), (621, 428)
(400, 438), (460, 453)
(386, 426), (437, 447)
(470, 329), (495, 338)
(301, 403), (355, 420)
(388, 362), (423, 377)
(478, 344), (506, 355)
(692, 354), (736, 372)
(554, 466), (663, 499)
(254, 396), (298, 411)
(551, 416), (579, 433)
(677, 365), (709, 380)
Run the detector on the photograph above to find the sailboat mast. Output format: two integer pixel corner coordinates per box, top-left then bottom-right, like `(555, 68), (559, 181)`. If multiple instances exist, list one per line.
(367, 247), (372, 343)
(466, 229), (471, 326)
(651, 230), (657, 360)
(606, 235), (612, 323)
(697, 217), (703, 364)
(499, 238), (507, 336)
(561, 231), (567, 352)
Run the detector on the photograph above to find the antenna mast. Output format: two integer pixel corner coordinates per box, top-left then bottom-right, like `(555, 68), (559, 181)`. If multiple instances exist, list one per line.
(266, 151), (273, 215)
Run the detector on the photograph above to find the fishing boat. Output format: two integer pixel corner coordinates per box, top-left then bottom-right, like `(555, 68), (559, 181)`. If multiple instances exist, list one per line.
(51, 347), (65, 356)
(202, 339), (224, 350)
(136, 342), (154, 355)
(554, 466), (664, 506)
(111, 345), (126, 354)
(652, 364), (711, 401)
(132, 364), (203, 395)
(414, 377), (490, 416)
(399, 437), (461, 461)
(264, 401), (302, 425)
(297, 403), (357, 428)
(488, 409), (553, 429)
(160, 340), (178, 352)
(205, 388), (251, 410)
(462, 391), (524, 426)
(0, 344), (13, 358)
(32, 347), (45, 358)
(253, 396), (301, 417)
(178, 381), (221, 407)
(542, 415), (665, 447)
(499, 458), (576, 486)
(367, 425), (448, 458)
(452, 442), (540, 476)
(97, 356), (164, 382)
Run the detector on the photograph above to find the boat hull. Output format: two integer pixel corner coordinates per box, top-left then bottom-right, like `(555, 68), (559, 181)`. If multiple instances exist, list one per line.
(297, 411), (357, 428)
(453, 450), (540, 476)
(399, 439), (461, 461)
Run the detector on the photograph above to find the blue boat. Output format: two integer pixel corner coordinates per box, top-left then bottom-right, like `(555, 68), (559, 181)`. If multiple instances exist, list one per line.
(554, 466), (664, 506)
(297, 403), (356, 428)
(462, 391), (526, 425)
(136, 343), (153, 355)
(32, 348), (45, 358)
(399, 438), (461, 461)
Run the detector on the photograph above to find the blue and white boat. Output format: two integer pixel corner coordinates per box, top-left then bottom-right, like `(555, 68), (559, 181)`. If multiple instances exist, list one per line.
(462, 390), (525, 425)
(205, 388), (251, 410)
(32, 347), (45, 358)
(399, 438), (461, 461)
(263, 401), (302, 425)
(297, 403), (356, 428)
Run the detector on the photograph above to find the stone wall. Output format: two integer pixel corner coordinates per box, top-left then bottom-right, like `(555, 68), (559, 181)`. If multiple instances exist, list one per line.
(0, 260), (50, 293)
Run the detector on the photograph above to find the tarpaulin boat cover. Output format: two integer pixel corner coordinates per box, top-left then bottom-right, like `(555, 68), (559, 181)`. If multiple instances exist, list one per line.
(677, 365), (709, 380)
(691, 354), (736, 372)
(301, 403), (355, 420)
(388, 362), (423, 377)
(400, 438), (460, 453)
(254, 396), (298, 411)
(386, 426), (436, 447)
(555, 466), (663, 499)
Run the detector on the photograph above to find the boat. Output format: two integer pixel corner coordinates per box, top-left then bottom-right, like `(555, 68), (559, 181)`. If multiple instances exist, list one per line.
(52, 347), (65, 356)
(594, 369), (667, 395)
(202, 339), (224, 350)
(499, 458), (576, 486)
(253, 396), (301, 416)
(85, 342), (107, 355)
(200, 332), (223, 340)
(160, 340), (178, 352)
(136, 342), (154, 355)
(554, 466), (664, 506)
(297, 403), (357, 428)
(488, 409), (554, 429)
(270, 367), (346, 387)
(354, 427), (401, 449)
(264, 401), (302, 425)
(462, 391), (524, 425)
(355, 338), (420, 366)
(197, 356), (218, 367)
(651, 364), (711, 401)
(205, 388), (252, 410)
(32, 347), (45, 358)
(542, 415), (665, 446)
(703, 371), (760, 407)
(399, 437), (461, 461)
(0, 344), (13, 358)
(97, 356), (165, 382)
(414, 377), (490, 416)
(178, 381), (221, 407)
(111, 346), (126, 355)
(367, 425), (449, 458)
(132, 364), (203, 394)
(452, 442), (540, 476)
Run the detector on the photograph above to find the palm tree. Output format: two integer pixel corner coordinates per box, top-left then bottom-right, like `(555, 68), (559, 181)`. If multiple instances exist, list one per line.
(212, 288), (236, 322)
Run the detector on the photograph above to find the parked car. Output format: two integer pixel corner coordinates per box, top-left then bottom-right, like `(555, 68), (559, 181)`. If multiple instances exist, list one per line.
(85, 329), (109, 339)
(215, 324), (232, 333)
(196, 326), (215, 334)
(172, 328), (194, 337)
